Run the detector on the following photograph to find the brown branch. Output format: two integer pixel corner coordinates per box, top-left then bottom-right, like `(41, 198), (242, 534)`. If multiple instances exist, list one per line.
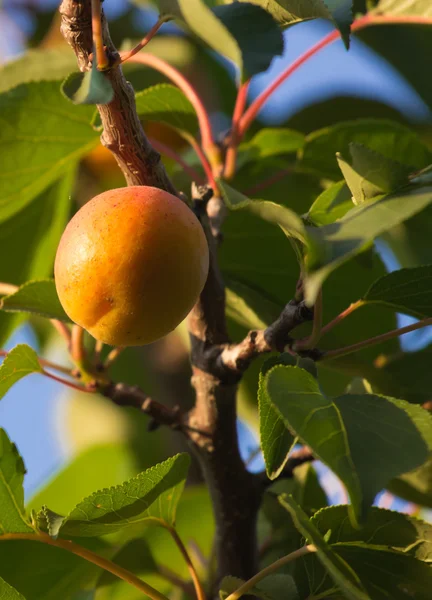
(59, 0), (176, 193)
(219, 300), (314, 375)
(101, 382), (182, 430)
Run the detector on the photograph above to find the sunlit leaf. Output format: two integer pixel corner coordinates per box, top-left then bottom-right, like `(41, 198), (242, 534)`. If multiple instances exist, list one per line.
(0, 428), (33, 534)
(1, 280), (69, 322)
(0, 345), (43, 403)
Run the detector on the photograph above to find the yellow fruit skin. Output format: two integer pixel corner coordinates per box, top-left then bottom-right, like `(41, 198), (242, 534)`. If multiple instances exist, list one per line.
(54, 186), (209, 346)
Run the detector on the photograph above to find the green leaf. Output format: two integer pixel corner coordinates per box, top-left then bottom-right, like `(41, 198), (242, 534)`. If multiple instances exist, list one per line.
(135, 83), (198, 140)
(363, 265), (432, 319)
(225, 278), (281, 330)
(259, 355), (297, 480)
(27, 444), (137, 516)
(219, 181), (306, 245)
(97, 538), (157, 589)
(293, 504), (432, 599)
(62, 63), (114, 105)
(263, 364), (432, 523)
(242, 0), (353, 48)
(0, 169), (74, 347)
(219, 574), (298, 600)
(280, 495), (369, 600)
(0, 345), (43, 403)
(312, 504), (432, 561)
(0, 81), (98, 220)
(0, 428), (33, 534)
(1, 280), (69, 322)
(300, 119), (432, 180)
(0, 49), (78, 94)
(57, 454), (190, 537)
(305, 184), (432, 304)
(157, 0), (284, 79)
(237, 128), (305, 170)
(387, 456), (432, 508)
(0, 577), (26, 599)
(337, 143), (411, 205)
(371, 0), (432, 17)
(308, 180), (353, 225)
(0, 537), (108, 600)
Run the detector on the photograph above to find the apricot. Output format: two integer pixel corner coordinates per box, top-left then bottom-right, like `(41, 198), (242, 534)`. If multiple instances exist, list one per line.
(54, 186), (209, 346)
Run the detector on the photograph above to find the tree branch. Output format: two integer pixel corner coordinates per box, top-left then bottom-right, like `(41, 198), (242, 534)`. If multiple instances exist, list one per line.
(59, 0), (176, 192)
(219, 300), (314, 375)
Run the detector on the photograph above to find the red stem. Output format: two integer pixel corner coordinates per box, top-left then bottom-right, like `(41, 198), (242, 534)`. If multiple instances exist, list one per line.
(243, 167), (292, 196)
(320, 300), (365, 337)
(127, 54), (220, 170)
(42, 370), (95, 393)
(119, 19), (166, 64)
(224, 80), (250, 180)
(238, 14), (432, 138)
(189, 137), (219, 193)
(149, 137), (205, 184)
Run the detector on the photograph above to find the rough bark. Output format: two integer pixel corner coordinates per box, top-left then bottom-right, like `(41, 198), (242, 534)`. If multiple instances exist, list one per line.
(59, 0), (176, 192)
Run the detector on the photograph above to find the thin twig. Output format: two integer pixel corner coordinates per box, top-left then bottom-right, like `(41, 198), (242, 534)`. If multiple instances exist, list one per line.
(189, 137), (218, 192)
(158, 566), (195, 597)
(41, 369), (96, 393)
(91, 0), (109, 70)
(119, 18), (167, 64)
(50, 319), (72, 347)
(224, 80), (250, 180)
(164, 526), (207, 600)
(320, 300), (365, 337)
(0, 533), (170, 600)
(243, 167), (293, 196)
(149, 138), (205, 184)
(238, 14), (432, 138)
(127, 54), (221, 170)
(224, 545), (317, 600)
(321, 317), (432, 362)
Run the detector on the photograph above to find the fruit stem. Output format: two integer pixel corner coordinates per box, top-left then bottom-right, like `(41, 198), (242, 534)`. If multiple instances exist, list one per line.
(71, 325), (87, 369)
(238, 13), (432, 139)
(119, 17), (168, 64)
(91, 0), (109, 70)
(127, 54), (221, 173)
(104, 346), (124, 368)
(0, 532), (170, 600)
(224, 80), (250, 180)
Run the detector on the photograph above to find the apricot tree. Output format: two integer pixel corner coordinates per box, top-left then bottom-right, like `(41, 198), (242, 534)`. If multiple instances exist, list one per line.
(0, 0), (432, 599)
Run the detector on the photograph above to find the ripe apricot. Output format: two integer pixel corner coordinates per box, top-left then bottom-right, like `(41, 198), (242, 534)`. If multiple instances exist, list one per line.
(55, 186), (209, 346)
